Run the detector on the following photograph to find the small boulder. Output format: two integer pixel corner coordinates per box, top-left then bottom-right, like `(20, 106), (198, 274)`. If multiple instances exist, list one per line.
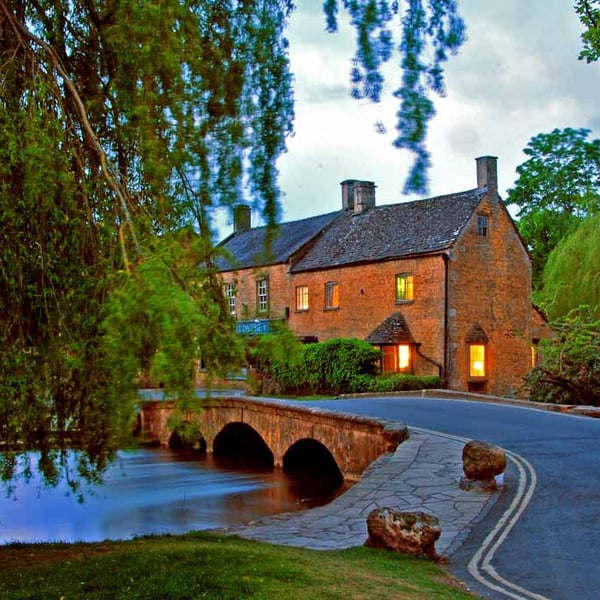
(365, 508), (441, 560)
(460, 440), (506, 491)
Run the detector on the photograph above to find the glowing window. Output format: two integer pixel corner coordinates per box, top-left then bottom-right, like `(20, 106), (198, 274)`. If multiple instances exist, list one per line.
(295, 285), (309, 311)
(398, 345), (411, 369)
(325, 282), (339, 309)
(470, 344), (486, 377)
(396, 273), (414, 302)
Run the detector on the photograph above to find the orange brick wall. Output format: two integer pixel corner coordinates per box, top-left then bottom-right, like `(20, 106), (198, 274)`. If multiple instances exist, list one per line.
(289, 255), (446, 377)
(221, 264), (290, 320)
(446, 196), (534, 396)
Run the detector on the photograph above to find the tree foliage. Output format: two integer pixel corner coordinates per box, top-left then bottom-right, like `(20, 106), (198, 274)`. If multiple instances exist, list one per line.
(0, 0), (292, 491)
(523, 307), (600, 406)
(576, 0), (600, 63)
(324, 0), (465, 194)
(506, 128), (600, 288)
(536, 215), (600, 320)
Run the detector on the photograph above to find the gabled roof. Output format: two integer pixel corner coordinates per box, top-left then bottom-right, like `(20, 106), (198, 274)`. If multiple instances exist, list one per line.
(290, 188), (487, 273)
(215, 211), (339, 271)
(366, 312), (414, 345)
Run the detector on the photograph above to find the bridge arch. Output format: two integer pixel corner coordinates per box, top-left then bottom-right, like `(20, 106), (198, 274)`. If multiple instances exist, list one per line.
(213, 422), (274, 468)
(282, 438), (343, 485)
(168, 421), (207, 454)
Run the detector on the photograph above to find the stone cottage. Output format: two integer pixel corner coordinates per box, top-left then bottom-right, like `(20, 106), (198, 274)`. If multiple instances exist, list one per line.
(215, 156), (549, 396)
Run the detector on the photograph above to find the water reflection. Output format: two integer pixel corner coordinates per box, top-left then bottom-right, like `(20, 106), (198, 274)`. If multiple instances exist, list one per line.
(0, 448), (349, 545)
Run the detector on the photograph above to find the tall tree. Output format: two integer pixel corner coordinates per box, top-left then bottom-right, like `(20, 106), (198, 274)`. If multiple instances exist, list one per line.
(536, 214), (600, 320)
(506, 128), (600, 288)
(0, 0), (293, 492)
(576, 0), (600, 62)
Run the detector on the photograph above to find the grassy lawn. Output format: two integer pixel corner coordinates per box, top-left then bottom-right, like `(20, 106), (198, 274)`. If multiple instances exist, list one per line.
(0, 531), (478, 599)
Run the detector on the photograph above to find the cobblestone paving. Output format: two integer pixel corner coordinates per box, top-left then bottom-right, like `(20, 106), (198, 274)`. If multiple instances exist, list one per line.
(228, 431), (498, 556)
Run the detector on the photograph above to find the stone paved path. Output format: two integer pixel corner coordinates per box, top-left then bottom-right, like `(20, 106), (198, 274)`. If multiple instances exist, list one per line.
(228, 431), (498, 556)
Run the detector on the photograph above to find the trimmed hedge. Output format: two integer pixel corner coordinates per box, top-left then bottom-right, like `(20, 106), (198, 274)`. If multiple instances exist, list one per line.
(248, 333), (441, 396)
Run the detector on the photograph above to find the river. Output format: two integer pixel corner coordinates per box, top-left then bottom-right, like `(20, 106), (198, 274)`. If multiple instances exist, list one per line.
(0, 447), (348, 545)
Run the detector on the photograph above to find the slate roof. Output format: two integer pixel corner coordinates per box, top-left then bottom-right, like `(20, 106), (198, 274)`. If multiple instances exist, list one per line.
(290, 188), (487, 272)
(215, 211), (339, 271)
(366, 312), (414, 345)
(465, 324), (489, 343)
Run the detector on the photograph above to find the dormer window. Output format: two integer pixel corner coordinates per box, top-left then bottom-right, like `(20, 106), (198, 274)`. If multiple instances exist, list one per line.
(477, 214), (489, 237)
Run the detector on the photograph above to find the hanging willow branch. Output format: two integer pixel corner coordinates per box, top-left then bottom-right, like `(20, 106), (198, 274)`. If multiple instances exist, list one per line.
(0, 2), (139, 270)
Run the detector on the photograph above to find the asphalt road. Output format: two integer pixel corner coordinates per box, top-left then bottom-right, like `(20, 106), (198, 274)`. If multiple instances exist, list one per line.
(299, 396), (600, 600)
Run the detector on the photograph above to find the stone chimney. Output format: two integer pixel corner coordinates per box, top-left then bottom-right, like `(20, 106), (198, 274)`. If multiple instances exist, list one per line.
(340, 179), (376, 212)
(341, 179), (360, 210)
(353, 181), (376, 214)
(233, 204), (251, 233)
(476, 156), (498, 194)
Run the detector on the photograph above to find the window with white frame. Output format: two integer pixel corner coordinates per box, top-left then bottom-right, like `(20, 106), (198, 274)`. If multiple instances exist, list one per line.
(256, 278), (269, 313)
(224, 282), (236, 316)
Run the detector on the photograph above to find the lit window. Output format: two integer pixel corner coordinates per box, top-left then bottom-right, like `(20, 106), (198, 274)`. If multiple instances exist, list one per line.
(379, 344), (412, 372)
(325, 282), (339, 309)
(531, 340), (540, 368)
(295, 285), (309, 311)
(256, 278), (268, 313)
(396, 273), (414, 302)
(398, 345), (411, 370)
(477, 215), (489, 237)
(470, 344), (486, 377)
(224, 283), (236, 316)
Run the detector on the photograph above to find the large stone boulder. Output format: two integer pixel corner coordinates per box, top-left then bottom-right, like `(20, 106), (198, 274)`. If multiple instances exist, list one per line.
(365, 508), (441, 560)
(460, 440), (506, 491)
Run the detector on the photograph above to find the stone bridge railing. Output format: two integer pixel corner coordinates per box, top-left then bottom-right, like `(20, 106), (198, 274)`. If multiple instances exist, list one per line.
(139, 395), (408, 481)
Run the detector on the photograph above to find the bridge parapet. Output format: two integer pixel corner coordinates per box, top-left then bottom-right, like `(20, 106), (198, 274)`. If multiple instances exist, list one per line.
(139, 395), (408, 480)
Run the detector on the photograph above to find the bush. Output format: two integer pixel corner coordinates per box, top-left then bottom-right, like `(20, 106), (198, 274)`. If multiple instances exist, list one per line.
(522, 307), (600, 405)
(370, 374), (441, 393)
(248, 335), (381, 396)
(303, 338), (382, 395)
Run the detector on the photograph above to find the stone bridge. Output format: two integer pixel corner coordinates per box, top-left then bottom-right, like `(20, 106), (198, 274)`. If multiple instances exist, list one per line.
(139, 396), (408, 481)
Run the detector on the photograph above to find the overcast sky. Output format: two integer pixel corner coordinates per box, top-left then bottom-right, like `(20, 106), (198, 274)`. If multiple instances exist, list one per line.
(217, 1), (600, 235)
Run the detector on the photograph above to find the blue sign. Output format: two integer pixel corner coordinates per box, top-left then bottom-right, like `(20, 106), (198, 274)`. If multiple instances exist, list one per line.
(236, 319), (282, 335)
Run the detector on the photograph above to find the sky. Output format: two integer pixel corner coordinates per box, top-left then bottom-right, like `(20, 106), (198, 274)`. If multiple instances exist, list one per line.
(234, 0), (599, 230)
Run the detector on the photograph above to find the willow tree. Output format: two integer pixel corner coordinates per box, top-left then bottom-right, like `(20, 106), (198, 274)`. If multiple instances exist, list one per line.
(536, 215), (600, 320)
(0, 0), (294, 492)
(0, 0), (465, 491)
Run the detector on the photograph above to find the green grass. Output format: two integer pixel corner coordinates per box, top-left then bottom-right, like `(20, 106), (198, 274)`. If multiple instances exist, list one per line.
(0, 531), (478, 599)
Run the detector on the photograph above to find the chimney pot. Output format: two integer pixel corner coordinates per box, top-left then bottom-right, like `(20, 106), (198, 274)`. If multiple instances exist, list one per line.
(353, 181), (376, 214)
(341, 179), (360, 210)
(341, 179), (376, 212)
(476, 156), (498, 193)
(233, 204), (251, 233)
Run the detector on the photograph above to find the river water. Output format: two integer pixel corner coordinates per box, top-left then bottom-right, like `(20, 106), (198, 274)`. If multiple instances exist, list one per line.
(0, 448), (348, 545)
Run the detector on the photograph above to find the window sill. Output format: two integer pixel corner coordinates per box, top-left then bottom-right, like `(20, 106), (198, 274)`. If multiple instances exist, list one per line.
(324, 306), (340, 311)
(395, 300), (414, 305)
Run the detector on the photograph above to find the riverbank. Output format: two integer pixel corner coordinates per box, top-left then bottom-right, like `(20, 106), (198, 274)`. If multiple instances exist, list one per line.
(0, 531), (478, 599)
